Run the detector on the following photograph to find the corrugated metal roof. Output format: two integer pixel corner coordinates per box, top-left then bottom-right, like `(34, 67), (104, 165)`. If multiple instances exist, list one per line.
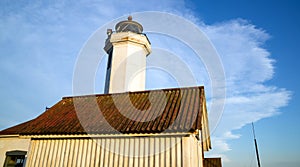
(0, 86), (206, 135)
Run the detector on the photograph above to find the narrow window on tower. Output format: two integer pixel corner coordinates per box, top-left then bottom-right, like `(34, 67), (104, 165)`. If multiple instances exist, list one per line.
(104, 49), (113, 93)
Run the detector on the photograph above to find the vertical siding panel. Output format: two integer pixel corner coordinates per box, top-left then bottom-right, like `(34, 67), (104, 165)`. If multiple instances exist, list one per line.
(108, 138), (115, 167)
(194, 138), (199, 167)
(56, 140), (62, 167)
(75, 139), (80, 167)
(77, 139), (83, 167)
(123, 138), (129, 167)
(51, 140), (58, 167)
(133, 138), (139, 167)
(49, 140), (56, 167)
(34, 140), (43, 166)
(50, 140), (58, 167)
(28, 140), (37, 167)
(103, 138), (110, 167)
(81, 139), (87, 166)
(38, 140), (47, 166)
(67, 139), (75, 167)
(55, 139), (64, 166)
(190, 137), (195, 167)
(165, 137), (171, 167)
(62, 139), (71, 166)
(182, 136), (191, 167)
(197, 142), (200, 167)
(90, 139), (98, 167)
(43, 140), (49, 166)
(99, 139), (105, 167)
(72, 139), (82, 167)
(160, 137), (165, 167)
(32, 141), (38, 166)
(59, 139), (68, 166)
(85, 139), (92, 167)
(55, 139), (63, 167)
(171, 137), (176, 167)
(139, 137), (144, 167)
(176, 137), (182, 167)
(144, 137), (149, 167)
(42, 140), (50, 167)
(118, 138), (125, 167)
(26, 140), (35, 167)
(88, 139), (93, 166)
(51, 140), (59, 167)
(149, 138), (154, 167)
(128, 138), (134, 167)
(55, 139), (63, 166)
(87, 139), (91, 166)
(113, 138), (117, 167)
(72, 139), (79, 167)
(34, 140), (40, 167)
(189, 137), (193, 167)
(114, 138), (120, 167)
(198, 142), (203, 167)
(46, 140), (53, 167)
(90, 139), (99, 167)
(154, 138), (159, 167)
(80, 139), (89, 166)
(88, 139), (92, 166)
(182, 137), (191, 167)
(36, 140), (43, 166)
(95, 139), (101, 167)
(84, 139), (88, 166)
(47, 140), (55, 166)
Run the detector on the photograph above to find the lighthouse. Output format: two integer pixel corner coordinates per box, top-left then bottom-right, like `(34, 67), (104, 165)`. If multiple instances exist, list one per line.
(104, 16), (151, 94)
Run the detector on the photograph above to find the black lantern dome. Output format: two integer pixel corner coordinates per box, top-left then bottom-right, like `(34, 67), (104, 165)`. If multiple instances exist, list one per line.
(115, 16), (143, 34)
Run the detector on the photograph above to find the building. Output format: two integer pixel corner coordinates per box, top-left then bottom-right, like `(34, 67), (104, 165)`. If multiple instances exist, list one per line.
(0, 16), (221, 167)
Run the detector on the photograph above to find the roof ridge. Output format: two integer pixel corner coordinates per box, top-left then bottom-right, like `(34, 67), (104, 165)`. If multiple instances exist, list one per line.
(63, 86), (204, 99)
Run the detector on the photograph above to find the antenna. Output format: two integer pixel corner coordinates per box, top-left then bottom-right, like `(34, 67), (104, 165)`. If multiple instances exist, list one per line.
(252, 122), (261, 167)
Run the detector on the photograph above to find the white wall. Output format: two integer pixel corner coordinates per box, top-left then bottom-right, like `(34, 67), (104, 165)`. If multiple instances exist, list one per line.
(0, 136), (30, 166)
(108, 32), (151, 93)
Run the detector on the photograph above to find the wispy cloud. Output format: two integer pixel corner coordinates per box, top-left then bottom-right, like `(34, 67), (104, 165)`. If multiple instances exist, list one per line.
(200, 19), (291, 158)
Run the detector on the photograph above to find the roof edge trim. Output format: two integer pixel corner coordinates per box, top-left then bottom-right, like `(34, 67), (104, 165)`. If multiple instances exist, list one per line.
(20, 132), (194, 139)
(62, 86), (205, 99)
(0, 134), (19, 138)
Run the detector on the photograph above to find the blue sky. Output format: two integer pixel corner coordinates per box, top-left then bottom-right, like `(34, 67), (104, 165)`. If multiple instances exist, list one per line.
(1, 0), (299, 167)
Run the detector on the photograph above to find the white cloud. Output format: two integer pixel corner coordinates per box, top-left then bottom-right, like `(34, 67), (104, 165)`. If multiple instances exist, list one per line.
(200, 20), (291, 159)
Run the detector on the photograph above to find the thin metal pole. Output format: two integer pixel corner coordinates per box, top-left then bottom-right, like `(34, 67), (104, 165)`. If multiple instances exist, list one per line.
(252, 122), (261, 167)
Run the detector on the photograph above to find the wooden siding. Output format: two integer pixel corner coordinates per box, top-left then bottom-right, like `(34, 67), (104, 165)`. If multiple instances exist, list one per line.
(25, 136), (203, 167)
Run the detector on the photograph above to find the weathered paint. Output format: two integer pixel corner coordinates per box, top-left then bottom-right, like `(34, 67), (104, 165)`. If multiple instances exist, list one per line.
(25, 135), (203, 167)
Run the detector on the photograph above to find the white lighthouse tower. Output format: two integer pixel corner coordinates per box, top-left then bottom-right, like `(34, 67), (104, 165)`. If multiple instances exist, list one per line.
(104, 16), (151, 94)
